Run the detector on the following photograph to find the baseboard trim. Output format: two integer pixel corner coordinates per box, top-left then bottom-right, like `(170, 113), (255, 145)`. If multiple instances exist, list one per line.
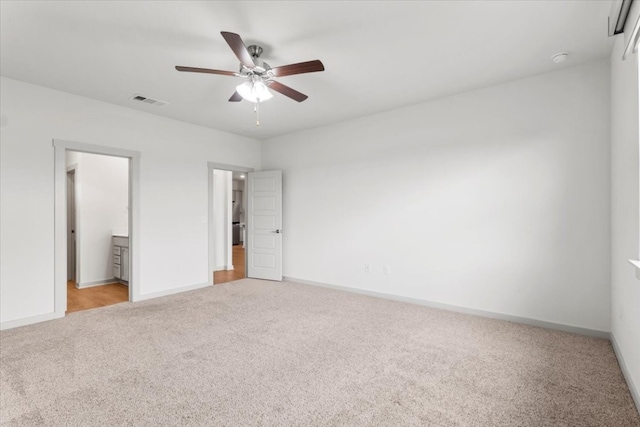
(284, 277), (610, 339)
(611, 333), (640, 414)
(0, 311), (64, 331)
(2, 282), (212, 329)
(134, 281), (211, 302)
(76, 278), (119, 289)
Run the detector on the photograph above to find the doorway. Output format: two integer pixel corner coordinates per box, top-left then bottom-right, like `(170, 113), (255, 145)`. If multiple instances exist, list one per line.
(54, 139), (141, 318)
(208, 165), (283, 284)
(208, 163), (253, 285)
(65, 151), (130, 313)
(212, 169), (247, 284)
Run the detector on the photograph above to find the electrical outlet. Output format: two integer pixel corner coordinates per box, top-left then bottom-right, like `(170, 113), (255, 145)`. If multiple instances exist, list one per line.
(383, 265), (391, 276)
(364, 264), (371, 273)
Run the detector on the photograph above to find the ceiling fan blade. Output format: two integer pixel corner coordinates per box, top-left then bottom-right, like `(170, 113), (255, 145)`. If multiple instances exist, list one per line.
(221, 31), (255, 68)
(175, 66), (237, 76)
(271, 60), (325, 77)
(268, 81), (308, 102)
(229, 91), (242, 102)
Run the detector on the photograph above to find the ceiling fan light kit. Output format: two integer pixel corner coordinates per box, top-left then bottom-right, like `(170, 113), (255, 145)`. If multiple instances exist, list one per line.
(236, 79), (273, 103)
(176, 31), (325, 126)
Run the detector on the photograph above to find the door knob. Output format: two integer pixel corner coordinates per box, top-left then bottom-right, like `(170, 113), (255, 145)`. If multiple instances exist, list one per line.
(275, 229), (281, 234)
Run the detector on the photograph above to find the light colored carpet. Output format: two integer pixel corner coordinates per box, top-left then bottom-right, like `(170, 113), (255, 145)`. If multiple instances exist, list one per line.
(1, 278), (638, 426)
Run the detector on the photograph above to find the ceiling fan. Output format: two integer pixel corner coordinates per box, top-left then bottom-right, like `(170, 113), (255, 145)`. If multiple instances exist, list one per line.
(176, 31), (325, 104)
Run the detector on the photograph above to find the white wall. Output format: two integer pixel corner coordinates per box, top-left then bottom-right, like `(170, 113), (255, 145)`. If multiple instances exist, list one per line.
(262, 60), (611, 332)
(213, 169), (232, 270)
(610, 33), (640, 406)
(0, 77), (261, 324)
(67, 152), (128, 287)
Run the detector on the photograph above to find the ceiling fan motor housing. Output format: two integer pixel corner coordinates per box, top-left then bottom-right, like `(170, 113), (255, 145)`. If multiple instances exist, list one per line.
(248, 58), (271, 73)
(239, 45), (271, 75)
(240, 58), (272, 79)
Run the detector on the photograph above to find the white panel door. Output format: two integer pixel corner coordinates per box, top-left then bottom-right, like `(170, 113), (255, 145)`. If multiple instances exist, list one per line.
(247, 170), (282, 281)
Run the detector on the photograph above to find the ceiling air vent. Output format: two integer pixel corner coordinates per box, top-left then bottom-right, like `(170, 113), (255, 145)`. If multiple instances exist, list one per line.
(130, 94), (169, 107)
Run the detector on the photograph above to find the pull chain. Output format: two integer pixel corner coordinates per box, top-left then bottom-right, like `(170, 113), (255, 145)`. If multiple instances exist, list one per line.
(254, 98), (260, 127)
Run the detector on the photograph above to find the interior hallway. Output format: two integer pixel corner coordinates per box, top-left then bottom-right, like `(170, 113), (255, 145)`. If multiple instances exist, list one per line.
(214, 245), (245, 284)
(67, 281), (129, 313)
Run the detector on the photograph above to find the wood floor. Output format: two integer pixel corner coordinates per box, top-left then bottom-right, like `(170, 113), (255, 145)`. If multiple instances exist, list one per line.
(67, 281), (129, 313)
(214, 245), (246, 284)
(68, 245), (244, 312)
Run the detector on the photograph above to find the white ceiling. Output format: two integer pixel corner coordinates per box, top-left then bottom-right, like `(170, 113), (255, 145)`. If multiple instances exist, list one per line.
(0, 1), (614, 140)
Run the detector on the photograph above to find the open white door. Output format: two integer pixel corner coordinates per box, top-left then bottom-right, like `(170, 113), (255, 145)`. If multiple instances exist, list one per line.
(247, 170), (282, 281)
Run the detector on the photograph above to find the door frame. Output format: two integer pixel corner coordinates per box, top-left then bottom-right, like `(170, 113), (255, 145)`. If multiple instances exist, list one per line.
(53, 139), (141, 316)
(207, 162), (253, 285)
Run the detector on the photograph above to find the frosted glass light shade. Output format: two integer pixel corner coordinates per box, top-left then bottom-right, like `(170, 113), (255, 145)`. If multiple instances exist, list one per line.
(236, 81), (273, 103)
